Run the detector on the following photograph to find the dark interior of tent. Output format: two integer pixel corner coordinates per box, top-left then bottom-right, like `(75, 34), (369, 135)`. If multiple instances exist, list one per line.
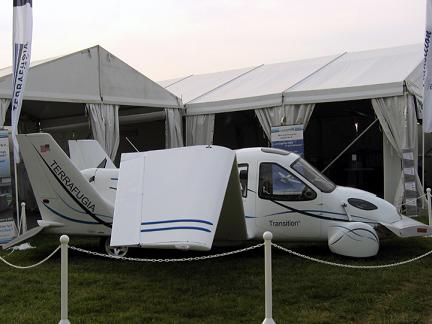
(4, 102), (167, 166)
(212, 100), (384, 197)
(1, 98), (406, 199)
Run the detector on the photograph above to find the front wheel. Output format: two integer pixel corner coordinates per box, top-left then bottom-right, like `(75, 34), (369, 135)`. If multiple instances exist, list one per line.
(102, 237), (128, 258)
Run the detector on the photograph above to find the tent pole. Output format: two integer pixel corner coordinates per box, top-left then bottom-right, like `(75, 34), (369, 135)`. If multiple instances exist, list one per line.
(321, 118), (379, 173)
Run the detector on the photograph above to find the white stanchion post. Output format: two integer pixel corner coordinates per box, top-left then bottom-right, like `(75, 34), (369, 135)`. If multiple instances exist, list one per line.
(20, 202), (27, 233)
(262, 231), (276, 324)
(427, 188), (432, 227)
(59, 235), (71, 324)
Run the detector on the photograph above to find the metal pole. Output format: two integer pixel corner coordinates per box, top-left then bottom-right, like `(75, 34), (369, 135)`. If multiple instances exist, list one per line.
(59, 235), (71, 324)
(427, 188), (432, 227)
(422, 131), (425, 208)
(422, 129), (425, 208)
(321, 119), (379, 173)
(262, 232), (276, 324)
(14, 161), (20, 235)
(20, 202), (27, 233)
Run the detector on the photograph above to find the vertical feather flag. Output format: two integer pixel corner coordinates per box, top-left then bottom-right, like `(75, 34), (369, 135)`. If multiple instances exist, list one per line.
(424, 0), (432, 133)
(12, 0), (32, 163)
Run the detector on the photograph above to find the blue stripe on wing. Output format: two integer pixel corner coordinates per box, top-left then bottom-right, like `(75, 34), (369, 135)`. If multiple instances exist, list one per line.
(141, 219), (213, 226)
(141, 226), (211, 233)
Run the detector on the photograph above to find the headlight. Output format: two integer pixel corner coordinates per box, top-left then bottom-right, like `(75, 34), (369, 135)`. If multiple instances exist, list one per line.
(347, 198), (377, 211)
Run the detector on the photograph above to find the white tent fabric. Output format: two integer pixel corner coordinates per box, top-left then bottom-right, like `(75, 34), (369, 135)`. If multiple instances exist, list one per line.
(185, 55), (340, 115)
(255, 103), (315, 140)
(86, 103), (120, 160)
(0, 45), (181, 109)
(286, 45), (422, 104)
(165, 108), (184, 148)
(158, 75), (193, 89)
(371, 94), (422, 205)
(186, 114), (215, 146)
(405, 64), (424, 119)
(0, 99), (10, 127)
(406, 64), (423, 102)
(0, 45), (184, 150)
(164, 66), (260, 104)
(158, 45), (422, 116)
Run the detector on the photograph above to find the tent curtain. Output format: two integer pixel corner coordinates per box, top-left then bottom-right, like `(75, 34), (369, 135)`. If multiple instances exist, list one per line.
(405, 65), (424, 119)
(165, 108), (184, 148)
(85, 103), (120, 161)
(371, 94), (422, 205)
(185, 114), (215, 146)
(0, 99), (10, 127)
(255, 103), (315, 140)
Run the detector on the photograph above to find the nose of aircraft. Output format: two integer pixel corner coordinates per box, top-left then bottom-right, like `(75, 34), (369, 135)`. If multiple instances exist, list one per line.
(332, 186), (402, 224)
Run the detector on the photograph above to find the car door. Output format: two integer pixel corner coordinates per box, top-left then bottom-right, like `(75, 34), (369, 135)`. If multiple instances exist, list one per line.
(254, 162), (322, 240)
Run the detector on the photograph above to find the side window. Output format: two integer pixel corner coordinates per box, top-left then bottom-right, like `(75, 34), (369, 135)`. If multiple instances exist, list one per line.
(258, 163), (316, 201)
(238, 164), (249, 198)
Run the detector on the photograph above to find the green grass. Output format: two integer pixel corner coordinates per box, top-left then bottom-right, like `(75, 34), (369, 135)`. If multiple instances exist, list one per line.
(1, 234), (432, 323)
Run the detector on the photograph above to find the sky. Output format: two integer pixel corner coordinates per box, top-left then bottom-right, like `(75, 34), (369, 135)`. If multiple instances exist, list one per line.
(0, 0), (427, 81)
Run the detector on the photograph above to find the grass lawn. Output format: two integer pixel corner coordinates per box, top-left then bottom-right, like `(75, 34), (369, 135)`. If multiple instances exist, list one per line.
(1, 233), (432, 323)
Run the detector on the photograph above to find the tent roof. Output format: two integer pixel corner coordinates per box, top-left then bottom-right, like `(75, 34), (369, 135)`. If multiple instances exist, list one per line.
(286, 44), (422, 104)
(159, 44), (422, 115)
(0, 45), (181, 109)
(163, 66), (261, 103)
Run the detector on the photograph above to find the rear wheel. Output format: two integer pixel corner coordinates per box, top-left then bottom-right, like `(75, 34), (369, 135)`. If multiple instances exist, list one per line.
(101, 237), (128, 257)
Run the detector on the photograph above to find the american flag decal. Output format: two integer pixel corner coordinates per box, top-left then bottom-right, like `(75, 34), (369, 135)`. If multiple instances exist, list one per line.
(40, 144), (50, 153)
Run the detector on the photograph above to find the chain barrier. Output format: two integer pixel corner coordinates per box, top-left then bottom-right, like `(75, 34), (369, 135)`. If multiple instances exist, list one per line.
(69, 243), (264, 262)
(3, 241), (432, 269)
(272, 243), (432, 269)
(0, 245), (61, 269)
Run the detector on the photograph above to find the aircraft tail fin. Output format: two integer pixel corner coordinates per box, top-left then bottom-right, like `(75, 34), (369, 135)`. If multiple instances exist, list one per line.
(18, 133), (114, 232)
(68, 139), (116, 170)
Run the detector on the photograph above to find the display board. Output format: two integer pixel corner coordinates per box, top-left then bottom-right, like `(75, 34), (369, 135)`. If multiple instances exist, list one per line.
(271, 124), (304, 156)
(402, 148), (418, 216)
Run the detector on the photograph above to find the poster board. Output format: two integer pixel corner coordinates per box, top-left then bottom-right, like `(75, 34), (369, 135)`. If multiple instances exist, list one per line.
(271, 124), (304, 156)
(402, 149), (418, 216)
(0, 129), (14, 241)
(0, 218), (17, 245)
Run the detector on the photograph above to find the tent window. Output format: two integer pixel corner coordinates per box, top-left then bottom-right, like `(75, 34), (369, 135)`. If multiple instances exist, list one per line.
(258, 163), (316, 201)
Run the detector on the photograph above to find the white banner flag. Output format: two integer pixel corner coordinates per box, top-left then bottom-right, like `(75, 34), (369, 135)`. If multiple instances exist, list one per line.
(12, 0), (33, 163)
(424, 0), (432, 133)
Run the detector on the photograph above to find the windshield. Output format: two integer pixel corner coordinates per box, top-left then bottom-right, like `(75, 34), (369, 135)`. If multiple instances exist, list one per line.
(291, 157), (336, 193)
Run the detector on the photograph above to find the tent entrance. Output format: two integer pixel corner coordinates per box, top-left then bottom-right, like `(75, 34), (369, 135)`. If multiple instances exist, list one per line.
(305, 100), (383, 197)
(117, 119), (165, 165)
(213, 110), (267, 149)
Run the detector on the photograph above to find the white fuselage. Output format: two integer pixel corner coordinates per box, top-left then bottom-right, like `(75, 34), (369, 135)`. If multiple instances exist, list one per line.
(235, 148), (400, 242)
(53, 147), (402, 242)
(17, 132), (430, 257)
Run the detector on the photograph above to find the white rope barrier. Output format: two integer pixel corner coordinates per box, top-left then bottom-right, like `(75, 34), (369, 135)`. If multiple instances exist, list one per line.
(272, 243), (432, 269)
(0, 245), (60, 269)
(69, 243), (264, 262)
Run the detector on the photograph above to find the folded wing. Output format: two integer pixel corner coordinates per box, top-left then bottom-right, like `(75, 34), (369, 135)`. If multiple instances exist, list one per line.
(110, 145), (247, 250)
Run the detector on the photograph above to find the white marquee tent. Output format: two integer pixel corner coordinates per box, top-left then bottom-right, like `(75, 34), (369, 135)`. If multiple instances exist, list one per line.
(0, 45), (184, 155)
(160, 44), (424, 204)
